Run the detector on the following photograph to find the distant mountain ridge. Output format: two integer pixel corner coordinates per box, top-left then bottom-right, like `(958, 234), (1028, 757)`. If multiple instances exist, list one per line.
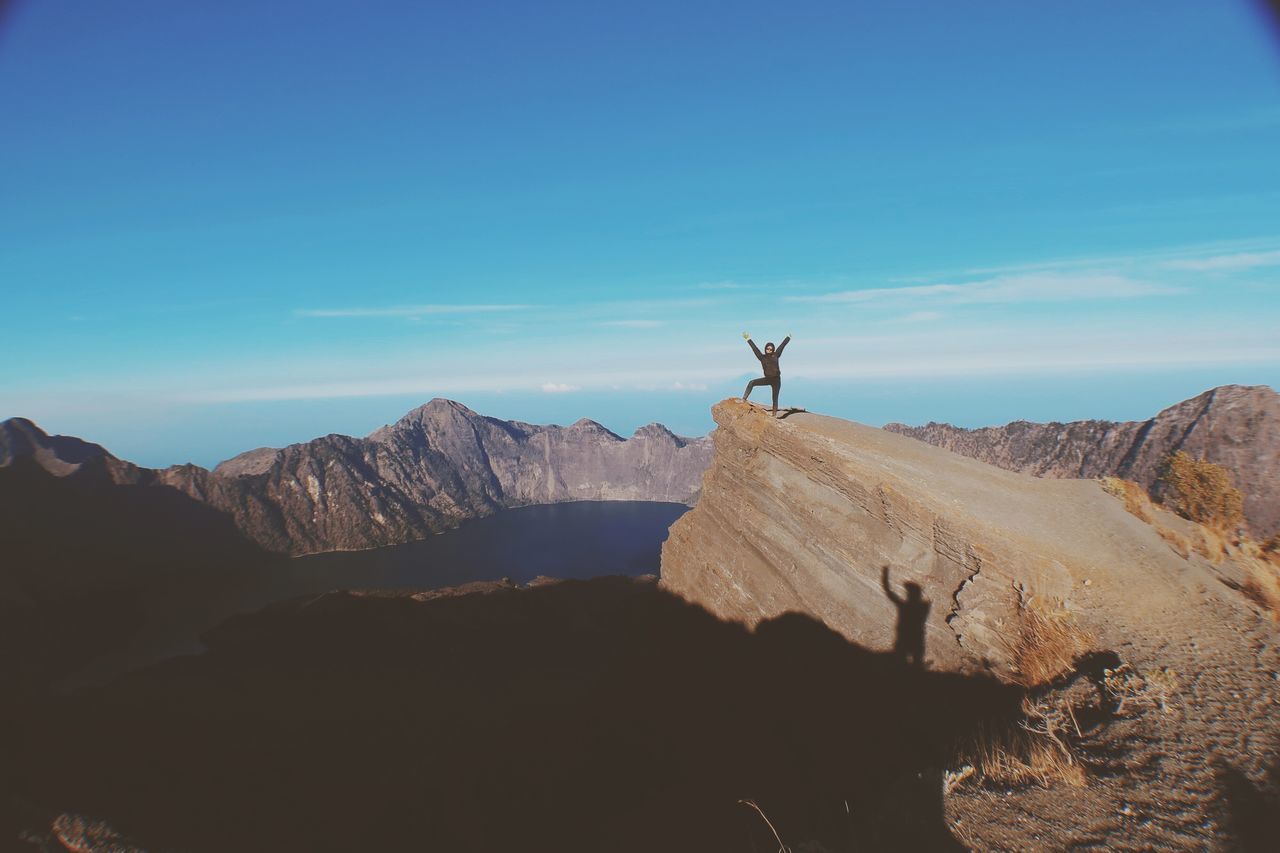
(884, 384), (1280, 538)
(0, 417), (135, 479)
(0, 400), (712, 555)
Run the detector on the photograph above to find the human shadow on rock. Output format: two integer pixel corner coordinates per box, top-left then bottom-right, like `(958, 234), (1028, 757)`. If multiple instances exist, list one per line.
(882, 565), (930, 669)
(14, 576), (1023, 852)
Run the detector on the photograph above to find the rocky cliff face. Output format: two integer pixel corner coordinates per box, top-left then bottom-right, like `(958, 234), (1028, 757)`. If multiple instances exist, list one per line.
(0, 400), (711, 555)
(884, 384), (1280, 538)
(660, 399), (1259, 681)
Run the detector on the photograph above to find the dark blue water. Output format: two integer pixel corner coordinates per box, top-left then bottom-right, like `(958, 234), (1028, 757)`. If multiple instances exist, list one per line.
(62, 501), (689, 689)
(290, 500), (690, 589)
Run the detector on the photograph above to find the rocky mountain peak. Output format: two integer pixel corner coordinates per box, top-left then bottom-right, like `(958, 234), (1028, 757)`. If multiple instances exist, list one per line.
(1, 416), (54, 452)
(212, 447), (281, 477)
(632, 423), (679, 442)
(1, 415), (41, 433)
(372, 397), (483, 438)
(0, 416), (117, 475)
(414, 397), (479, 418)
(1158, 384), (1276, 425)
(569, 417), (620, 438)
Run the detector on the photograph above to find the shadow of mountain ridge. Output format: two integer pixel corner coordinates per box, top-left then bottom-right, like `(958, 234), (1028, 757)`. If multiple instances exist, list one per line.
(12, 576), (1023, 852)
(0, 457), (280, 691)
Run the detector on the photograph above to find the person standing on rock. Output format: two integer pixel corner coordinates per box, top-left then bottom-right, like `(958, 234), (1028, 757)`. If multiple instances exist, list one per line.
(741, 331), (791, 416)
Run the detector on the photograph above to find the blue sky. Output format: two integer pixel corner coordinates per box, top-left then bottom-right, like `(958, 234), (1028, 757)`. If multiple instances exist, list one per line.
(2, 0), (1279, 467)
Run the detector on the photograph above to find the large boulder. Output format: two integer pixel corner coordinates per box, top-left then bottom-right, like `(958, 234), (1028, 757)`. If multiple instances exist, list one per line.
(661, 399), (1252, 681)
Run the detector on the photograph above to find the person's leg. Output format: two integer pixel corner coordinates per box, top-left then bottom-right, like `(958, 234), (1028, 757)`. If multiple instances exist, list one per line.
(770, 378), (780, 414)
(743, 377), (767, 401)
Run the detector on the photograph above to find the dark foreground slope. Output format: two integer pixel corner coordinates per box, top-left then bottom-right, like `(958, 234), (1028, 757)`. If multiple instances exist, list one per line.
(0, 458), (280, 691)
(885, 385), (1280, 538)
(6, 578), (1021, 853)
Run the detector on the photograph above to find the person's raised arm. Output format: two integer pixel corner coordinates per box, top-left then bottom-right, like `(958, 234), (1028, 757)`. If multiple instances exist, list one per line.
(881, 565), (903, 605)
(743, 331), (763, 359)
(775, 334), (792, 357)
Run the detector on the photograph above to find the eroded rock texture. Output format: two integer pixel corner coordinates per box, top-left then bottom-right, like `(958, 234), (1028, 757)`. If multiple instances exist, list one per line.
(885, 384), (1280, 538)
(661, 399), (1242, 681)
(0, 400), (711, 555)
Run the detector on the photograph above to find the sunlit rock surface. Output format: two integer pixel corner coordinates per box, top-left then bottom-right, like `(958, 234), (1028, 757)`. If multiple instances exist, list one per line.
(660, 398), (1252, 681)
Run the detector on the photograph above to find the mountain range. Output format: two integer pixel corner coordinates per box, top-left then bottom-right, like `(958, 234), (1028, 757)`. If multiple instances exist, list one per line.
(885, 384), (1280, 538)
(0, 399), (712, 555)
(11, 388), (1279, 850)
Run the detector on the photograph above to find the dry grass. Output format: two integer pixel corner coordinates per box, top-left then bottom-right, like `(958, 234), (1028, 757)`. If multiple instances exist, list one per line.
(1161, 521), (1230, 563)
(1102, 664), (1181, 716)
(952, 658), (1186, 791)
(1100, 477), (1152, 523)
(967, 728), (1086, 788)
(737, 799), (791, 853)
(1005, 587), (1095, 688)
(949, 594), (1098, 792)
(1158, 451), (1244, 532)
(1156, 526), (1192, 559)
(954, 696), (1088, 790)
(942, 764), (975, 794)
(1101, 476), (1193, 557)
(1199, 527), (1233, 562)
(1242, 572), (1280, 619)
(1103, 474), (1279, 617)
(1237, 539), (1280, 620)
(1100, 475), (1232, 563)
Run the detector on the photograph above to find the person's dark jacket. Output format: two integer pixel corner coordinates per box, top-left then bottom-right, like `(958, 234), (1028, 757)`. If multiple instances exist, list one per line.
(747, 336), (790, 378)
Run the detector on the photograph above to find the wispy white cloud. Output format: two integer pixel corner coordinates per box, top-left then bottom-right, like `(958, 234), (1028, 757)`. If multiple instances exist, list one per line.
(788, 273), (1179, 305)
(297, 304), (531, 318)
(67, 301), (1280, 410)
(1160, 250), (1280, 272)
(166, 322), (1280, 405)
(64, 237), (1280, 412)
(889, 310), (944, 324)
(790, 341), (1280, 379)
(945, 237), (1280, 278)
(599, 319), (665, 328)
(174, 362), (746, 403)
(597, 297), (719, 311)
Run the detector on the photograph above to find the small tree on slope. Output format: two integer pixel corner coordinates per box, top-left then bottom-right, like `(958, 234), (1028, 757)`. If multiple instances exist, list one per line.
(1158, 451), (1244, 532)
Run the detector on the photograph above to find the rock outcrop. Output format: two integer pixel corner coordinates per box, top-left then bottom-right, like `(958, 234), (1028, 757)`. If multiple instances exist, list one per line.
(0, 400), (712, 555)
(884, 384), (1280, 538)
(661, 399), (1257, 681)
